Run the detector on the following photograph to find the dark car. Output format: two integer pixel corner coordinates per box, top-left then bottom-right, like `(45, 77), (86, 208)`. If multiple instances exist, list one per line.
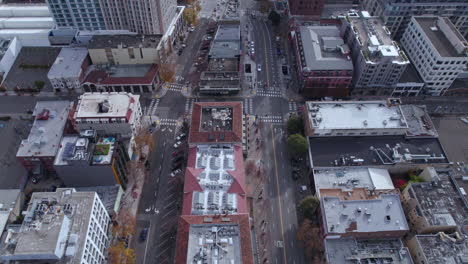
(178, 49), (183, 56)
(173, 156), (184, 162)
(171, 163), (182, 170)
(172, 150), (182, 157)
(140, 228), (148, 241)
(276, 47), (281, 55)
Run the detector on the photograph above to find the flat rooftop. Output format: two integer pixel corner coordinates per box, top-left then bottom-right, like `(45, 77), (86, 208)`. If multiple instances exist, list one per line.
(189, 102), (243, 144)
(414, 234), (468, 264)
(54, 135), (116, 166)
(208, 58), (239, 72)
(348, 11), (407, 63)
(175, 214), (253, 264)
(297, 25), (353, 71)
(16, 101), (72, 158)
(309, 136), (448, 167)
(321, 194), (409, 235)
(325, 238), (413, 264)
(415, 17), (468, 58)
(314, 167), (394, 193)
(88, 34), (162, 49)
(408, 169), (468, 229)
(400, 105), (438, 137)
(75, 185), (122, 215)
(83, 64), (158, 85)
(306, 101), (409, 130)
(183, 144), (246, 215)
(47, 47), (88, 79)
(75, 92), (139, 119)
(209, 24), (240, 59)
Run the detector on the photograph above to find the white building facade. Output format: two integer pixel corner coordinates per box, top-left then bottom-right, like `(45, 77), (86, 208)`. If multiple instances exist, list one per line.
(47, 47), (89, 93)
(401, 16), (468, 96)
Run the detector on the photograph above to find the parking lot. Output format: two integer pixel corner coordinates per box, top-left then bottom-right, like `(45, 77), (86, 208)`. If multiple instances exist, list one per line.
(432, 116), (468, 164)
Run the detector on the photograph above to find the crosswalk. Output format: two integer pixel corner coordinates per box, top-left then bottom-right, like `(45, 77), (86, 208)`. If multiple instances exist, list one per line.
(185, 98), (196, 114)
(256, 89), (283, 98)
(257, 115), (283, 123)
(288, 101), (298, 112)
(243, 98), (253, 115)
(159, 118), (178, 126)
(145, 98), (160, 116)
(166, 83), (186, 92)
(243, 9), (266, 17)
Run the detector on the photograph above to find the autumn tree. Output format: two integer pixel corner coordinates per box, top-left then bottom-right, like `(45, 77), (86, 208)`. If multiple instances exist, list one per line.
(298, 196), (320, 220)
(297, 219), (324, 263)
(258, 0), (272, 14)
(159, 63), (176, 83)
(108, 211), (137, 264)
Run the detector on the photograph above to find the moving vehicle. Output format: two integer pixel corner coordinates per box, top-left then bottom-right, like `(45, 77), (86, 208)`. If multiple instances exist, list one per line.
(170, 169), (182, 177)
(257, 64), (262, 72)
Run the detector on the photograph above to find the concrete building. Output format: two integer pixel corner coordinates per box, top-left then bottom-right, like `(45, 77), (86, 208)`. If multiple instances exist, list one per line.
(0, 4), (54, 46)
(16, 101), (74, 173)
(0, 37), (21, 86)
(401, 167), (468, 234)
(320, 194), (409, 239)
(200, 23), (241, 95)
(174, 214), (254, 264)
(363, 0), (468, 40)
(73, 92), (142, 138)
(75, 185), (123, 217)
(182, 144), (247, 216)
(47, 47), (90, 93)
(54, 131), (130, 190)
(0, 189), (23, 236)
(406, 234), (468, 264)
(292, 25), (353, 97)
(400, 17), (468, 96)
(313, 167), (395, 199)
(99, 0), (177, 35)
(288, 0), (324, 17)
(189, 102), (243, 145)
(341, 11), (410, 95)
(87, 34), (162, 65)
(45, 0), (106, 31)
(0, 188), (110, 264)
(324, 238), (414, 264)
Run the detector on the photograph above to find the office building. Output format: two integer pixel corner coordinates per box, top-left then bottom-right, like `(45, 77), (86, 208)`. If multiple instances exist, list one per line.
(54, 132), (130, 189)
(320, 194), (409, 239)
(73, 92), (142, 138)
(400, 16), (468, 96)
(47, 47), (90, 93)
(16, 101), (74, 173)
(0, 188), (110, 264)
(292, 25), (353, 97)
(341, 11), (410, 94)
(288, 0), (325, 17)
(363, 0), (468, 39)
(45, 0), (106, 31)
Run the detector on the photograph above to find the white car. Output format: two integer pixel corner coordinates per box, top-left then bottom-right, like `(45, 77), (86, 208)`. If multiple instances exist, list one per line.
(174, 141), (182, 148)
(170, 169), (182, 177)
(257, 64), (261, 72)
(176, 133), (186, 141)
(188, 27), (195, 32)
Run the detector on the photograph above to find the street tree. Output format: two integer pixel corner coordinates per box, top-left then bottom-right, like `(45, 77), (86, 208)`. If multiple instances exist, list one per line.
(297, 219), (324, 263)
(298, 196), (320, 220)
(287, 134), (308, 156)
(258, 0), (272, 14)
(268, 10), (281, 26)
(108, 211), (136, 264)
(287, 115), (303, 135)
(159, 63), (176, 83)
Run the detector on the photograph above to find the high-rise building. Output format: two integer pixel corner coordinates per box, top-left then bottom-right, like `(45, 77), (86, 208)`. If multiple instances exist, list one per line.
(46, 0), (177, 34)
(288, 0), (325, 17)
(400, 16), (468, 96)
(341, 11), (410, 94)
(363, 0), (468, 39)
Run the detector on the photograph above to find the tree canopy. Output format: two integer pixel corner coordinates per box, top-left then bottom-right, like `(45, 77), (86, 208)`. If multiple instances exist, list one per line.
(287, 115), (303, 135)
(287, 134), (308, 157)
(268, 10), (281, 26)
(298, 196), (320, 220)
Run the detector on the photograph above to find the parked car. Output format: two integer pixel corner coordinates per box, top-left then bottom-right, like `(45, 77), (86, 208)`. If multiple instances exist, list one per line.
(177, 133), (186, 141)
(188, 27), (195, 32)
(178, 49), (183, 56)
(174, 141), (182, 148)
(172, 163), (182, 170)
(173, 156), (184, 162)
(170, 169), (182, 177)
(140, 228), (148, 241)
(172, 150), (182, 157)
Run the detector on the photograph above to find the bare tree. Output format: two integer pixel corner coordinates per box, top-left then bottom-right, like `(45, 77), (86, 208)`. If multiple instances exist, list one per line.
(297, 219), (324, 263)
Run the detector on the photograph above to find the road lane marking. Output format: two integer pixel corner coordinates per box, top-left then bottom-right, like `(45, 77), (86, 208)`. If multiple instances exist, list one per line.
(260, 21), (271, 88)
(143, 221), (152, 264)
(271, 124), (288, 264)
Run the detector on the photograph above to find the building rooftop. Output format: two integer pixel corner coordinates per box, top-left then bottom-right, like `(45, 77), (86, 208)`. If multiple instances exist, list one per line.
(306, 100), (409, 131)
(398, 63), (424, 84)
(0, 188), (103, 263)
(209, 24), (240, 59)
(413, 234), (468, 264)
(189, 102), (243, 144)
(54, 134), (116, 166)
(325, 238), (414, 264)
(400, 105), (439, 137)
(75, 185), (122, 216)
(88, 34), (162, 49)
(314, 167), (394, 195)
(414, 17), (468, 58)
(309, 135), (448, 167)
(75, 92), (140, 119)
(83, 64), (158, 85)
(297, 25), (353, 71)
(0, 189), (21, 237)
(321, 194), (409, 235)
(182, 144), (246, 216)
(47, 47), (88, 79)
(408, 169), (468, 230)
(174, 214), (253, 264)
(0, 38), (11, 62)
(16, 101), (72, 158)
(347, 11), (408, 64)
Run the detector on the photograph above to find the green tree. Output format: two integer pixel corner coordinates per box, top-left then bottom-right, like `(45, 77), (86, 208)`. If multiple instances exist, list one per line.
(287, 115), (303, 135)
(287, 134), (308, 156)
(298, 196), (320, 220)
(268, 10), (281, 26)
(34, 80), (45, 91)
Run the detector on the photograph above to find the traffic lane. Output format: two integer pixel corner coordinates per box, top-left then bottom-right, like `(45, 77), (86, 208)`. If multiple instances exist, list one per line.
(251, 18), (267, 85)
(252, 97), (288, 116)
(260, 20), (281, 86)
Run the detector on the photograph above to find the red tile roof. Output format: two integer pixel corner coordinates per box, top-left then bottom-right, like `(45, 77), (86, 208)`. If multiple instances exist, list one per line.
(188, 102), (243, 144)
(174, 214), (254, 264)
(83, 64), (159, 85)
(183, 167), (203, 193)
